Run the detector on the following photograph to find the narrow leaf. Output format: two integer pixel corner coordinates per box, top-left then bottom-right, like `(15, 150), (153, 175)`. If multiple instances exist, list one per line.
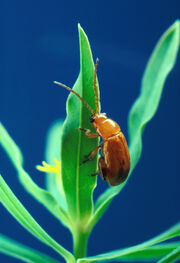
(0, 234), (59, 263)
(78, 223), (180, 262)
(45, 120), (67, 211)
(0, 122), (71, 229)
(118, 243), (180, 261)
(60, 25), (100, 223)
(0, 174), (75, 263)
(77, 243), (180, 262)
(128, 19), (180, 172)
(89, 20), (180, 229)
(157, 246), (180, 263)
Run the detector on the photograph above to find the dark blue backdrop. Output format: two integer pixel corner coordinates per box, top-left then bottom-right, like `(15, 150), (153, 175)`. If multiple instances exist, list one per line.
(0, 1), (180, 262)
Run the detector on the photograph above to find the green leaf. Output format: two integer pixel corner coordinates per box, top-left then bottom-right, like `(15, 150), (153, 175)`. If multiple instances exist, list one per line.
(0, 174), (75, 263)
(118, 243), (180, 261)
(77, 223), (180, 262)
(45, 120), (67, 211)
(77, 244), (180, 262)
(128, 19), (180, 172)
(157, 246), (180, 263)
(88, 20), (180, 230)
(0, 234), (59, 263)
(60, 24), (100, 225)
(0, 122), (71, 229)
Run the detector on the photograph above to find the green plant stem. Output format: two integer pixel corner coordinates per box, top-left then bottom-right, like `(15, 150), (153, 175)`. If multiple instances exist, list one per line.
(73, 229), (89, 260)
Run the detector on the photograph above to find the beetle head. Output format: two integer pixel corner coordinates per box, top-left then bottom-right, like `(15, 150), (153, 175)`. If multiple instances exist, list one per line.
(90, 113), (107, 124)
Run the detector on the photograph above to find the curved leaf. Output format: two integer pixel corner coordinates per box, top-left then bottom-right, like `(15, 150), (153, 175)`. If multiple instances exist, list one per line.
(45, 120), (67, 211)
(0, 234), (59, 263)
(78, 223), (180, 262)
(60, 25), (100, 225)
(77, 244), (180, 262)
(128, 19), (180, 172)
(0, 175), (75, 263)
(157, 246), (180, 263)
(0, 122), (71, 229)
(89, 20), (180, 229)
(77, 243), (180, 262)
(118, 243), (180, 261)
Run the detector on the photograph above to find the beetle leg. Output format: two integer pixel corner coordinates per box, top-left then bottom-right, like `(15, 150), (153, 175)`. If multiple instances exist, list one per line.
(78, 128), (99, 138)
(88, 170), (99, 177)
(98, 157), (108, 181)
(81, 142), (103, 165)
(90, 157), (108, 181)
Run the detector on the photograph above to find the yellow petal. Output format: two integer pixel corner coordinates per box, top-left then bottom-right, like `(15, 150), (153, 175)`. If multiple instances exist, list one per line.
(36, 159), (60, 175)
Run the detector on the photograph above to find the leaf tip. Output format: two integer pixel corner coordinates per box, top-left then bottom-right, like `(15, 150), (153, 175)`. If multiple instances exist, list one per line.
(173, 19), (180, 28)
(78, 24), (88, 40)
(174, 19), (180, 41)
(170, 20), (180, 49)
(168, 20), (180, 39)
(78, 23), (83, 33)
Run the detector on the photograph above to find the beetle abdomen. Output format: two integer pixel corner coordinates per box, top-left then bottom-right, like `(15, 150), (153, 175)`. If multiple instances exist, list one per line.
(102, 133), (130, 186)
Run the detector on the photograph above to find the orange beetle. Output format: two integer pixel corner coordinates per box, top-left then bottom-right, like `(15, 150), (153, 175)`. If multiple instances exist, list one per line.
(54, 59), (130, 186)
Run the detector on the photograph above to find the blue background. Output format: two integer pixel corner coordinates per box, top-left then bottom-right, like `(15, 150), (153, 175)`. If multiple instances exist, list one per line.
(0, 1), (180, 262)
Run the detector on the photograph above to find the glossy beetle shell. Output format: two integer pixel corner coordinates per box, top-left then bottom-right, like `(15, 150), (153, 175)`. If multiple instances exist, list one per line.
(91, 114), (130, 186)
(101, 132), (130, 186)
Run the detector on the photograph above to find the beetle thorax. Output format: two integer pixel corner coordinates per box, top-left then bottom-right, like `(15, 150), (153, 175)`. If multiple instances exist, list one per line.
(91, 113), (121, 139)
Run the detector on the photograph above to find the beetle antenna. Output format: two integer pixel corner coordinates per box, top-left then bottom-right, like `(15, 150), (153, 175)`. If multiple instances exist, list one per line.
(54, 81), (95, 115)
(94, 58), (100, 114)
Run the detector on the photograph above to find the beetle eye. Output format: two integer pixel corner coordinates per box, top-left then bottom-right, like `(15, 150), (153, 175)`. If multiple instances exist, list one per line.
(90, 117), (95, 123)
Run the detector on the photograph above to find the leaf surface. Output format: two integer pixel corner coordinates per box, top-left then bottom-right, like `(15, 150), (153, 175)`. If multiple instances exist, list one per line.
(78, 223), (180, 262)
(60, 25), (100, 224)
(0, 174), (75, 263)
(0, 123), (71, 229)
(45, 120), (67, 211)
(89, 20), (180, 229)
(0, 234), (59, 263)
(157, 246), (180, 263)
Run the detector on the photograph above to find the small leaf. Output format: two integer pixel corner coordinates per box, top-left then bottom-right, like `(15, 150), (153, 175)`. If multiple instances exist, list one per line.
(77, 223), (180, 262)
(89, 20), (180, 229)
(60, 25), (100, 225)
(157, 246), (180, 263)
(0, 234), (59, 263)
(0, 122), (71, 229)
(45, 120), (67, 211)
(0, 174), (75, 263)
